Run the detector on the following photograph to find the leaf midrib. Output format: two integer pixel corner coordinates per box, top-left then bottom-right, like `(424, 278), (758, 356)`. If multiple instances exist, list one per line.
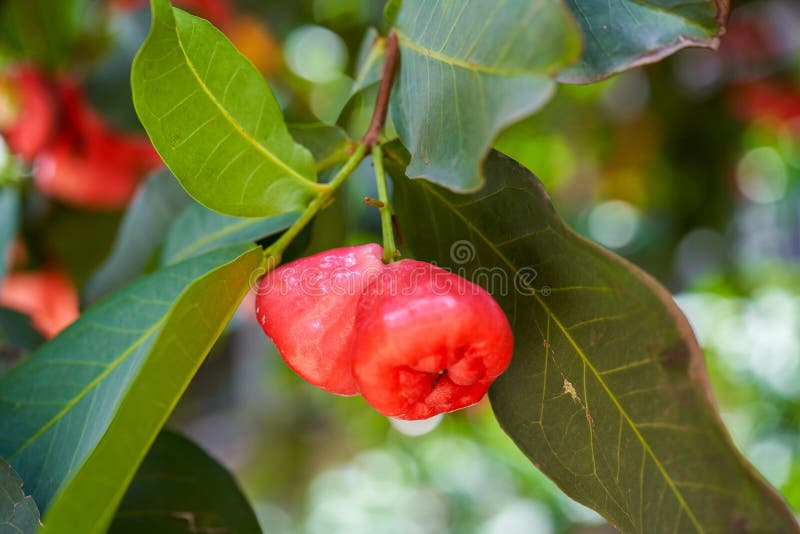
(169, 218), (258, 264)
(420, 181), (704, 533)
(167, 13), (318, 188)
(396, 30), (535, 77)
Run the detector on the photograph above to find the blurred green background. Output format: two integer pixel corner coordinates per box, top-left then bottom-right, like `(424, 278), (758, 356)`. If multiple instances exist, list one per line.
(1, 0), (799, 532)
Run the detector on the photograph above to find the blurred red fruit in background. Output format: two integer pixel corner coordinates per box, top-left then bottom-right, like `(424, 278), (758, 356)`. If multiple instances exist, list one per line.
(0, 269), (80, 338)
(0, 65), (57, 161)
(0, 64), (163, 210)
(728, 81), (800, 128)
(33, 80), (162, 209)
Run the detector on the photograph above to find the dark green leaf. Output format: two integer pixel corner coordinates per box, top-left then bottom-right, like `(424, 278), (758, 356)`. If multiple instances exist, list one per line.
(389, 0), (580, 192)
(161, 204), (298, 265)
(558, 0), (730, 84)
(84, 169), (191, 305)
(0, 187), (19, 284)
(0, 458), (41, 534)
(43, 208), (122, 289)
(0, 244), (262, 533)
(389, 148), (799, 533)
(110, 430), (260, 533)
(132, 0), (321, 217)
(0, 308), (44, 374)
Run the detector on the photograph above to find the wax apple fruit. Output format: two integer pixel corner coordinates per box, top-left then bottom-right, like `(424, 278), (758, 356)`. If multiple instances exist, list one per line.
(256, 244), (384, 395)
(0, 65), (57, 161)
(353, 260), (513, 420)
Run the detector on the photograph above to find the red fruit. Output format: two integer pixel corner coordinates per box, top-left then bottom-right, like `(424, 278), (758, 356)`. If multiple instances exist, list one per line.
(256, 244), (384, 395)
(0, 269), (79, 338)
(34, 138), (142, 209)
(352, 260), (513, 420)
(32, 80), (162, 209)
(0, 65), (57, 161)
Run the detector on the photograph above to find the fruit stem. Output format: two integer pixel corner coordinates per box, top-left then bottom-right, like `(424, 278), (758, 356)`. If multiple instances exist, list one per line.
(265, 143), (368, 264)
(372, 144), (399, 263)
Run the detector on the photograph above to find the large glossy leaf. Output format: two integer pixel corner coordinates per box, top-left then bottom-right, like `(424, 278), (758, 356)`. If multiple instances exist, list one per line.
(161, 203), (298, 265)
(389, 0), (580, 192)
(0, 187), (19, 284)
(0, 458), (40, 534)
(84, 169), (191, 305)
(110, 430), (260, 533)
(131, 0), (320, 217)
(389, 148), (799, 533)
(0, 244), (262, 533)
(559, 1), (730, 84)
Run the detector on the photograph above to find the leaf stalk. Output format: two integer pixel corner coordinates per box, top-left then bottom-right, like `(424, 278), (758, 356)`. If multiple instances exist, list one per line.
(265, 143), (368, 264)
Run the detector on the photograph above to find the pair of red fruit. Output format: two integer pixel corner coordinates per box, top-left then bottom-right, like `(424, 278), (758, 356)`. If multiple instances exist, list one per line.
(256, 244), (514, 420)
(0, 66), (162, 209)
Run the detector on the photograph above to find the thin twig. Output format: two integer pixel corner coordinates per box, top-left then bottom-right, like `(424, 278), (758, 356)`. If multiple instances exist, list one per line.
(363, 30), (399, 149)
(371, 144), (399, 262)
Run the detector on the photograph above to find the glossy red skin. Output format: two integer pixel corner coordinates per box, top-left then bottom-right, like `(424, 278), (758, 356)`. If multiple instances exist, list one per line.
(353, 260), (513, 420)
(33, 81), (162, 209)
(0, 66), (57, 161)
(256, 244), (384, 395)
(0, 269), (79, 338)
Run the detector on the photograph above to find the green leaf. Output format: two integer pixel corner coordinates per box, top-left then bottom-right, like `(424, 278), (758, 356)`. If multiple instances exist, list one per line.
(161, 203), (298, 265)
(84, 169), (191, 305)
(0, 458), (41, 534)
(0, 244), (262, 533)
(389, 0), (580, 192)
(131, 0), (321, 217)
(110, 430), (260, 533)
(0, 187), (19, 284)
(388, 148), (799, 533)
(559, 0), (730, 84)
(288, 123), (351, 172)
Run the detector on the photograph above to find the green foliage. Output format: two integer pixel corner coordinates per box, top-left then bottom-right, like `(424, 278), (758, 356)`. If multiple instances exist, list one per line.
(2, 0), (791, 531)
(0, 0), (95, 69)
(0, 187), (19, 284)
(131, 0), (320, 217)
(161, 204), (298, 264)
(110, 430), (260, 533)
(0, 245), (261, 532)
(559, 0), (730, 83)
(288, 123), (351, 170)
(389, 148), (799, 532)
(389, 0), (579, 192)
(0, 458), (40, 534)
(84, 169), (191, 304)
